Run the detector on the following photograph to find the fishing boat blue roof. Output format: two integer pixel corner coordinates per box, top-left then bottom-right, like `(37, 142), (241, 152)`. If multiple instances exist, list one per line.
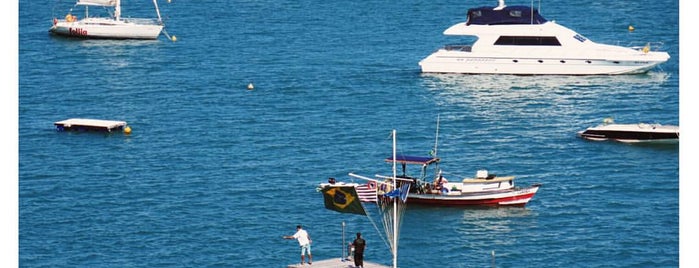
(466, 5), (547, 25)
(385, 155), (440, 165)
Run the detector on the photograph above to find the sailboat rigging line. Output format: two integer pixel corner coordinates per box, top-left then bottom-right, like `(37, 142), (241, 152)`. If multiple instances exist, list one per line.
(161, 28), (174, 41)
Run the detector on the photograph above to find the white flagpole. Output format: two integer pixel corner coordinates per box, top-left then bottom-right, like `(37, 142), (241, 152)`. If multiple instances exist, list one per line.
(392, 129), (397, 268)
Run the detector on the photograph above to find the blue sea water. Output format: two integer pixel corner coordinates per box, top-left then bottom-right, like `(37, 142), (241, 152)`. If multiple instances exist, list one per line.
(17, 0), (685, 267)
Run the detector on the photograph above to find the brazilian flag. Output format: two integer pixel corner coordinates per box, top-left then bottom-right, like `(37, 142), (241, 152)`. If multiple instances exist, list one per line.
(321, 186), (367, 215)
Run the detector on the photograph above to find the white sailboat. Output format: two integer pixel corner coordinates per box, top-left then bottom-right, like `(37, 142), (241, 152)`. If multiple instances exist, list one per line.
(49, 0), (166, 40)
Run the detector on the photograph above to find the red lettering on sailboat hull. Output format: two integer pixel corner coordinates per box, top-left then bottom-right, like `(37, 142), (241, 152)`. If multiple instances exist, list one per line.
(69, 28), (88, 36)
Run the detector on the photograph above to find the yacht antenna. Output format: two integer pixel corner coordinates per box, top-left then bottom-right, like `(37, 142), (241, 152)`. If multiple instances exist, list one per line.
(530, 0), (534, 24)
(495, 0), (506, 10)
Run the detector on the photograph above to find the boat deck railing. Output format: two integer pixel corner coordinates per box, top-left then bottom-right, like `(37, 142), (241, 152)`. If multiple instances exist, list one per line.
(623, 41), (665, 52)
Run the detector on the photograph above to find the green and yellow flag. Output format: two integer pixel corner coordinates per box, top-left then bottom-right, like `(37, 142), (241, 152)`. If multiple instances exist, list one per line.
(321, 186), (366, 215)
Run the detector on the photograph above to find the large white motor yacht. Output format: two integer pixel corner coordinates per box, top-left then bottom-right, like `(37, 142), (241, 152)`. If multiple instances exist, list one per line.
(419, 1), (670, 75)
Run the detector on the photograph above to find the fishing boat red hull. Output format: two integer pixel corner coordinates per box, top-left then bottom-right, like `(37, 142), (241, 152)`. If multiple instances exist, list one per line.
(407, 184), (541, 207)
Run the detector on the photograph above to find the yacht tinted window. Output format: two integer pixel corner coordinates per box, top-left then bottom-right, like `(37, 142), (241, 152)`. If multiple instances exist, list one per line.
(509, 10), (522, 17)
(494, 36), (561, 46)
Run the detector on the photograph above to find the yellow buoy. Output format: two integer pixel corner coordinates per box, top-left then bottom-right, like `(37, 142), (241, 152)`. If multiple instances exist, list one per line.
(171, 35), (177, 42)
(247, 83), (254, 90)
(628, 25), (635, 32)
(124, 126), (132, 134)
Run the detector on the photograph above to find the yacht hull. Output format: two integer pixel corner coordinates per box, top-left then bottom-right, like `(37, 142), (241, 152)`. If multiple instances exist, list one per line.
(419, 53), (667, 75)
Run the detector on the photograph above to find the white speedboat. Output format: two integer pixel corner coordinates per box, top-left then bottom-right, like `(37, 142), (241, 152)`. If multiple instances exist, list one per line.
(578, 119), (679, 143)
(419, 0), (670, 75)
(49, 0), (164, 40)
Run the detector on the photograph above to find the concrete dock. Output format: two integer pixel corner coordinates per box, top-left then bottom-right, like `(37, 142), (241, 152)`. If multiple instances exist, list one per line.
(287, 258), (389, 268)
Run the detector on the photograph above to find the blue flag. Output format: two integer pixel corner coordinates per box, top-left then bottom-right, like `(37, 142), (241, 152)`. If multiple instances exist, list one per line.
(382, 183), (410, 202)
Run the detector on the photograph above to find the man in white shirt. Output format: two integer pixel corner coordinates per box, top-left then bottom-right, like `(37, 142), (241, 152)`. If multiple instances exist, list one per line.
(284, 225), (312, 265)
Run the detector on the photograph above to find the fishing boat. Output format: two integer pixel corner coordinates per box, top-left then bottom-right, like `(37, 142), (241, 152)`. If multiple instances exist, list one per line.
(320, 118), (541, 207)
(419, 0), (670, 75)
(577, 118), (679, 143)
(388, 116), (539, 207)
(49, 0), (165, 40)
(388, 155), (541, 207)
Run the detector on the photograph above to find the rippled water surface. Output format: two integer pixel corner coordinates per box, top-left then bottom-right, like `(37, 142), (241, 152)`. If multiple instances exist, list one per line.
(19, 0), (680, 267)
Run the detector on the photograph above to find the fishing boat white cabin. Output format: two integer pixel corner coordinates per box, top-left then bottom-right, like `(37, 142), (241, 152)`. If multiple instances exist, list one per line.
(419, 0), (670, 75)
(49, 0), (164, 39)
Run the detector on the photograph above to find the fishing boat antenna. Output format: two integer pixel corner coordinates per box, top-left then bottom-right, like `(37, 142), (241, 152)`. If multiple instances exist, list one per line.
(433, 115), (440, 158)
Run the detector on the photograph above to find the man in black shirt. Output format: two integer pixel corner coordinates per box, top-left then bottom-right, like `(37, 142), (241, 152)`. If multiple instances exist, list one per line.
(351, 232), (366, 268)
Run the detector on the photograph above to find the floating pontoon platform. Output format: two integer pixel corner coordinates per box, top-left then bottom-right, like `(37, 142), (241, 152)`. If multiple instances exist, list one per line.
(287, 258), (388, 268)
(54, 118), (127, 132)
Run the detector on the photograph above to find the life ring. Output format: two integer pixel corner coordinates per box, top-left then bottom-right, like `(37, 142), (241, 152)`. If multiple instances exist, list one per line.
(367, 181), (376, 189)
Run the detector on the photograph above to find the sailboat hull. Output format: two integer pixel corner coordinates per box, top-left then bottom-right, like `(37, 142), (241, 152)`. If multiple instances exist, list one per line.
(49, 18), (163, 40)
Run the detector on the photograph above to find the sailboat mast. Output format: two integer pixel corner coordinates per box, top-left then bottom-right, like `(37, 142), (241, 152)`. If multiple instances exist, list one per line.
(153, 0), (163, 23)
(115, 0), (121, 21)
(391, 129), (398, 268)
